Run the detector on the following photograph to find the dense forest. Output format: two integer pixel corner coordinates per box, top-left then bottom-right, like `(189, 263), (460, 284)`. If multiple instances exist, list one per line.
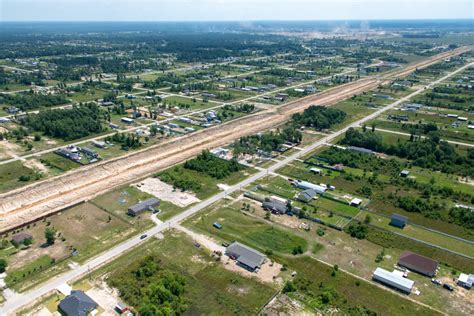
(20, 103), (104, 140)
(0, 91), (69, 111)
(292, 106), (346, 130)
(184, 150), (243, 179)
(341, 128), (474, 176)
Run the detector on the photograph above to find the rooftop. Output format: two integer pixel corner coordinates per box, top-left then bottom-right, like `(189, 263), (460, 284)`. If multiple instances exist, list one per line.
(226, 241), (266, 270)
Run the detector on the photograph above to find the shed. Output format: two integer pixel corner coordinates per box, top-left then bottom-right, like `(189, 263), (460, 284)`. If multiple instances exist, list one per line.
(297, 189), (317, 203)
(121, 117), (134, 124)
(127, 198), (160, 216)
(457, 273), (474, 289)
(372, 268), (414, 294)
(398, 251), (438, 277)
(350, 198), (362, 207)
(225, 242), (266, 271)
(59, 290), (98, 316)
(390, 214), (408, 228)
(115, 302), (129, 314)
(310, 168), (321, 175)
(400, 170), (410, 178)
(11, 232), (32, 245)
(92, 140), (106, 148)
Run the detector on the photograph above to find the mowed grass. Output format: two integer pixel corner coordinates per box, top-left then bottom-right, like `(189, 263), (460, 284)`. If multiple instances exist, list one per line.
(184, 204), (308, 255)
(360, 210), (474, 257)
(81, 231), (277, 315)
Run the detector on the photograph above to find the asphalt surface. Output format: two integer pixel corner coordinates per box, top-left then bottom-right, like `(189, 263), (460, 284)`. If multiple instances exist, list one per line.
(0, 62), (471, 315)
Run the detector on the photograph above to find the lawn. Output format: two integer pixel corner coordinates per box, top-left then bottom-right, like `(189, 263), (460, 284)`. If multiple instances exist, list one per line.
(48, 202), (135, 263)
(91, 185), (155, 230)
(184, 203), (308, 255)
(360, 210), (474, 257)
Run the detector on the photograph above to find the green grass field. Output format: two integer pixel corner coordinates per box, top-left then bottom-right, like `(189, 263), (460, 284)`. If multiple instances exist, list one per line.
(360, 210), (474, 257)
(185, 204), (308, 255)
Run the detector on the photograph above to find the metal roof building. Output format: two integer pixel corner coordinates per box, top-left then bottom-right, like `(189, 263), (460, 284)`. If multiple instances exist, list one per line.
(390, 213), (408, 229)
(297, 189), (317, 202)
(372, 268), (414, 294)
(294, 180), (327, 194)
(398, 251), (438, 277)
(226, 242), (266, 271)
(347, 146), (375, 155)
(127, 198), (160, 217)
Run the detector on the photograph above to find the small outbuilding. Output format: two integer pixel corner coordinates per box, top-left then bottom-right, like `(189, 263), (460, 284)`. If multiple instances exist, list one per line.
(390, 214), (408, 229)
(400, 170), (410, 178)
(457, 273), (474, 289)
(127, 198), (160, 216)
(398, 251), (438, 277)
(226, 241), (266, 271)
(350, 198), (362, 207)
(297, 189), (317, 203)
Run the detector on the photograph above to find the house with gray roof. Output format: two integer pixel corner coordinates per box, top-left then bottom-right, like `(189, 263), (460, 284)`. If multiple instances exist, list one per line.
(225, 242), (266, 271)
(262, 200), (288, 214)
(127, 198), (160, 216)
(59, 290), (98, 316)
(297, 189), (317, 202)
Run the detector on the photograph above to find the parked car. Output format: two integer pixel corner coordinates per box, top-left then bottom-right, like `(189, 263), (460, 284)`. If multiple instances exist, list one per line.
(140, 234), (148, 240)
(443, 283), (454, 291)
(222, 242), (230, 247)
(431, 278), (442, 286)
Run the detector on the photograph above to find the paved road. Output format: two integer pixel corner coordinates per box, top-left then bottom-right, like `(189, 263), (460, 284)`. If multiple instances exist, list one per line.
(1, 62), (471, 315)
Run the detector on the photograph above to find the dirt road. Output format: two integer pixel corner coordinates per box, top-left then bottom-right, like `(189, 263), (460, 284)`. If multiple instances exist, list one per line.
(0, 47), (469, 232)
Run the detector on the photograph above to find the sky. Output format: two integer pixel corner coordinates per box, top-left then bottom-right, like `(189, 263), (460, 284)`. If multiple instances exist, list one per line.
(1, 0), (473, 21)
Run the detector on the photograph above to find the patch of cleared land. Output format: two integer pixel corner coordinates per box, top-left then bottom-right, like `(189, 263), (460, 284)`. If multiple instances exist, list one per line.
(133, 177), (200, 207)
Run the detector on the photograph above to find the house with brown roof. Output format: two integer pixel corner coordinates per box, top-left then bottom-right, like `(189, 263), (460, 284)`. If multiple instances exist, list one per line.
(11, 232), (33, 245)
(397, 251), (438, 277)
